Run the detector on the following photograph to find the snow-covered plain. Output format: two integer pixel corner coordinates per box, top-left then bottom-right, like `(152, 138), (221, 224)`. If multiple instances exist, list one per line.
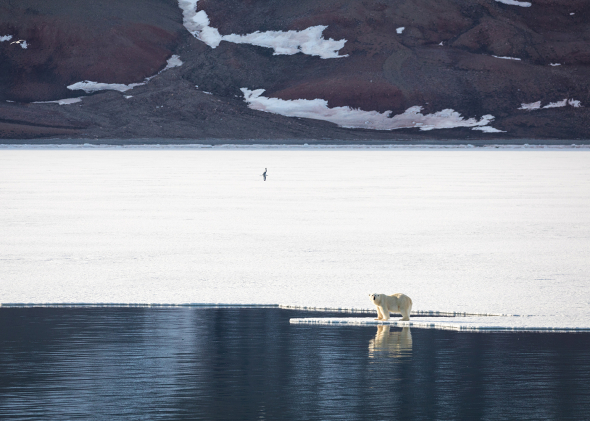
(1, 148), (589, 331)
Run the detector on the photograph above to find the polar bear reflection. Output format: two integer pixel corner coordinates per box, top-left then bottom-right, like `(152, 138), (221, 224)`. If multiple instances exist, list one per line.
(368, 326), (412, 358)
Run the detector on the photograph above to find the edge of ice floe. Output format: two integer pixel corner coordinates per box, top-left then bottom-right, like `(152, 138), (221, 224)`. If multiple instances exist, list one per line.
(2, 303), (589, 332)
(277, 305), (515, 317)
(0, 303), (517, 317)
(0, 303), (280, 308)
(1, 144), (589, 150)
(289, 317), (590, 332)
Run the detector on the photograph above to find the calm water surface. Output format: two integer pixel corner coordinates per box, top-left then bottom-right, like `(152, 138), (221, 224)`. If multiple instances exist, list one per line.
(1, 308), (589, 420)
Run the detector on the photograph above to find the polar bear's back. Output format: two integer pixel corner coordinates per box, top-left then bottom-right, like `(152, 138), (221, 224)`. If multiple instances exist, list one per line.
(385, 293), (412, 312)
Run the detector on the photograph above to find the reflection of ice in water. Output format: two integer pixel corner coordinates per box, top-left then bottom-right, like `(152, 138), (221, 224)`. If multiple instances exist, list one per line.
(368, 326), (412, 358)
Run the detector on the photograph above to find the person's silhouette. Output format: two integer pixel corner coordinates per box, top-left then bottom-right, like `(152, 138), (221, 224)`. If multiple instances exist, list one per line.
(262, 168), (267, 181)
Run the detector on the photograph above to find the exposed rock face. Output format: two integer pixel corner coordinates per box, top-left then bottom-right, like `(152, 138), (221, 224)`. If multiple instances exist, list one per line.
(1, 0), (589, 140)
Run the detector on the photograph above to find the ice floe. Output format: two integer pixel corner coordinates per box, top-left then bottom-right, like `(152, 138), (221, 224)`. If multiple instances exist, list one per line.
(550, 63), (561, 66)
(0, 35), (13, 42)
(67, 55), (182, 94)
(494, 0), (532, 7)
(178, 0), (347, 58)
(519, 99), (582, 111)
(289, 317), (590, 332)
(396, 27), (405, 34)
(241, 88), (495, 131)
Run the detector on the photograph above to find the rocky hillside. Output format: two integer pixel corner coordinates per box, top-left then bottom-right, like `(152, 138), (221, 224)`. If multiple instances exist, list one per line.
(1, 0), (589, 141)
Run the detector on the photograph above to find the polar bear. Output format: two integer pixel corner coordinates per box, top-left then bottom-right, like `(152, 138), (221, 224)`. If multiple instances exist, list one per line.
(370, 293), (413, 321)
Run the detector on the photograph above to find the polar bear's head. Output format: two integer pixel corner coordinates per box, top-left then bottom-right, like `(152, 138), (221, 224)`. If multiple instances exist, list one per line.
(369, 293), (382, 304)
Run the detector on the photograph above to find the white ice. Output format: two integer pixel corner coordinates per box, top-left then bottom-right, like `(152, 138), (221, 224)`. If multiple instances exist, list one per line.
(0, 35), (13, 42)
(396, 27), (405, 34)
(550, 63), (561, 66)
(67, 55), (183, 94)
(1, 149), (589, 331)
(241, 88), (495, 131)
(177, 0), (347, 59)
(494, 0), (532, 7)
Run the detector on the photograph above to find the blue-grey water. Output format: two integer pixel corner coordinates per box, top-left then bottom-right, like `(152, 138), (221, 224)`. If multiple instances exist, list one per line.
(1, 308), (589, 420)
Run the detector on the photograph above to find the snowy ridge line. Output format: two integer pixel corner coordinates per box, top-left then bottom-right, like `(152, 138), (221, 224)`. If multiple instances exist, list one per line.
(1, 144), (589, 150)
(0, 303), (279, 308)
(289, 318), (590, 332)
(278, 305), (516, 317)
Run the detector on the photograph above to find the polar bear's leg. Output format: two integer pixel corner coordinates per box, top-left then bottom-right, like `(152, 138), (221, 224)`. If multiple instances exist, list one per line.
(374, 305), (385, 320)
(381, 305), (391, 321)
(399, 308), (410, 321)
(399, 300), (412, 321)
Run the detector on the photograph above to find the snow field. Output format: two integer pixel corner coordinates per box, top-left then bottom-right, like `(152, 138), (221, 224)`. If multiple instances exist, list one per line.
(1, 149), (589, 331)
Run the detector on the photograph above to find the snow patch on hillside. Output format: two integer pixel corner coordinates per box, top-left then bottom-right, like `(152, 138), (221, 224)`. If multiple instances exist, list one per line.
(495, 0), (532, 7)
(472, 126), (506, 133)
(67, 81), (144, 93)
(241, 88), (495, 131)
(492, 55), (521, 61)
(67, 55), (183, 94)
(33, 97), (83, 105)
(519, 99), (582, 111)
(178, 0), (347, 58)
(518, 101), (541, 110)
(223, 26), (347, 58)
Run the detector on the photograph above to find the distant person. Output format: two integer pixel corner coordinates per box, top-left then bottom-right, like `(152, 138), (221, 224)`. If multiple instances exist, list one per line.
(262, 168), (267, 181)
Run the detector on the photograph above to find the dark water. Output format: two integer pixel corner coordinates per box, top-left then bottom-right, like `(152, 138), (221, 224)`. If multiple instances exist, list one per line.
(1, 308), (590, 420)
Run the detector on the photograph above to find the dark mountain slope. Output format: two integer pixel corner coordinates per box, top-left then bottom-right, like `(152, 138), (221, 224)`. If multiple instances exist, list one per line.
(1, 0), (589, 141)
